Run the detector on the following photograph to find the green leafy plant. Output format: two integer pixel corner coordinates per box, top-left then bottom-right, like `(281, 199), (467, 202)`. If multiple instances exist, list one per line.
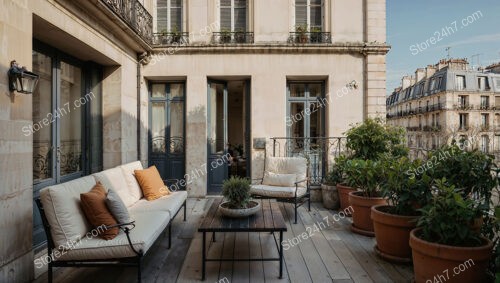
(345, 118), (407, 160)
(382, 156), (433, 216)
(428, 144), (496, 214)
(295, 24), (308, 43)
(343, 158), (384, 197)
(323, 163), (343, 186)
(220, 28), (232, 43)
(222, 176), (251, 209)
(417, 179), (482, 247)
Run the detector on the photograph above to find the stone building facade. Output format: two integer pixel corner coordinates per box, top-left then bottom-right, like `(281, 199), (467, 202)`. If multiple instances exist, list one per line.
(0, 0), (388, 280)
(387, 59), (500, 158)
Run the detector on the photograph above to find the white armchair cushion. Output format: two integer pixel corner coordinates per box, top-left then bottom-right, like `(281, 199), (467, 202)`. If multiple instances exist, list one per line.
(118, 161), (144, 205)
(40, 176), (95, 248)
(265, 157), (307, 187)
(262, 172), (296, 187)
(92, 168), (135, 207)
(251, 184), (307, 198)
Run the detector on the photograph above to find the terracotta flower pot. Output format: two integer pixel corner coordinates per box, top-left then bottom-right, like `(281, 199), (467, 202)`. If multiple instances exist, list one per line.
(337, 184), (356, 216)
(348, 191), (387, 237)
(371, 205), (418, 263)
(410, 228), (493, 283)
(321, 184), (339, 210)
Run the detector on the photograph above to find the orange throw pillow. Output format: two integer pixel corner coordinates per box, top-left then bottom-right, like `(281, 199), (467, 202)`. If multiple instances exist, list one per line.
(80, 182), (119, 240)
(134, 166), (171, 201)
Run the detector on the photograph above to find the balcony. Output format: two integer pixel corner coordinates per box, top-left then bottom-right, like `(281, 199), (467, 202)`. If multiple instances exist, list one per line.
(454, 103), (473, 110)
(288, 32), (332, 44)
(100, 0), (153, 44)
(458, 125), (470, 131)
(211, 32), (254, 44)
(152, 32), (190, 45)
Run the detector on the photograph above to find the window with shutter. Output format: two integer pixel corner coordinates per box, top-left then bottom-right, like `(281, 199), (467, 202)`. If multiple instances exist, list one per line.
(295, 0), (323, 31)
(156, 0), (182, 32)
(220, 0), (247, 32)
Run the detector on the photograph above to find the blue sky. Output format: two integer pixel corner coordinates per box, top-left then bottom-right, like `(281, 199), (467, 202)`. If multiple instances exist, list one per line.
(386, 0), (500, 95)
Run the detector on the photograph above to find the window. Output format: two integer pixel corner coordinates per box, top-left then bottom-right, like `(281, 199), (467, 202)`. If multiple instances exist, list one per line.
(480, 96), (489, 109)
(221, 0), (247, 32)
(429, 78), (435, 91)
(435, 113), (440, 126)
(287, 82), (324, 139)
(459, 113), (468, 130)
(495, 96), (500, 108)
(458, 95), (468, 108)
(157, 0), (182, 32)
(481, 135), (489, 153)
(435, 76), (443, 90)
(478, 76), (488, 90)
(456, 75), (466, 90)
(481, 113), (489, 128)
(295, 0), (322, 31)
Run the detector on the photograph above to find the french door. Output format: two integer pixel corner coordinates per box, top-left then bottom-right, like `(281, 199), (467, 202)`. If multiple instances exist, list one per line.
(32, 41), (102, 249)
(207, 81), (228, 194)
(149, 82), (186, 183)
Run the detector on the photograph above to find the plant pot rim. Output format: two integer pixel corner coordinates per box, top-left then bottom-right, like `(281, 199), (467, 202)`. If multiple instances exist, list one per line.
(220, 200), (259, 209)
(336, 183), (356, 189)
(409, 228), (493, 260)
(348, 190), (384, 199)
(371, 205), (420, 219)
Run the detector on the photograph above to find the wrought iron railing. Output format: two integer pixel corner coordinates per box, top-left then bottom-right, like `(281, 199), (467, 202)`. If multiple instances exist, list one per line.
(101, 0), (153, 43)
(271, 137), (348, 185)
(212, 32), (254, 44)
(288, 32), (332, 44)
(152, 32), (190, 45)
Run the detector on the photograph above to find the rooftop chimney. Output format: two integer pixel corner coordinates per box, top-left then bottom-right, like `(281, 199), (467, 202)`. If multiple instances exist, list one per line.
(401, 75), (412, 89)
(415, 68), (425, 82)
(425, 65), (436, 78)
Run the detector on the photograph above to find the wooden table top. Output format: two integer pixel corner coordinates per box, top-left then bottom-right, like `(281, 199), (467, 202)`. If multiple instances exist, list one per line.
(198, 198), (287, 232)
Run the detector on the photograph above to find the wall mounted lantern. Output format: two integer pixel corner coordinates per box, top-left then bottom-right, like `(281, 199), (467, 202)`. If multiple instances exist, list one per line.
(8, 60), (39, 94)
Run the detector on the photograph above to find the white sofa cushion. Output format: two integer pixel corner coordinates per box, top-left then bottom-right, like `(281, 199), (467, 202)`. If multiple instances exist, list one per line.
(251, 184), (307, 198)
(118, 161), (144, 205)
(263, 172), (297, 187)
(265, 157), (307, 187)
(129, 191), (187, 217)
(39, 176), (95, 248)
(56, 211), (170, 261)
(92, 168), (136, 207)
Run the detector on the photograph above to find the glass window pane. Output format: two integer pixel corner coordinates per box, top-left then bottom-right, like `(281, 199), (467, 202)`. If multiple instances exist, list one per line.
(310, 5), (322, 29)
(170, 83), (184, 98)
(234, 7), (247, 31)
(170, 6), (182, 31)
(290, 83), (305, 97)
(309, 83), (321, 97)
(209, 83), (225, 154)
(157, 0), (168, 32)
(89, 69), (103, 173)
(170, 102), (184, 153)
(290, 102), (305, 138)
(295, 5), (307, 26)
(152, 102), (166, 153)
(221, 7), (231, 30)
(152, 84), (165, 98)
(60, 61), (82, 176)
(32, 51), (53, 182)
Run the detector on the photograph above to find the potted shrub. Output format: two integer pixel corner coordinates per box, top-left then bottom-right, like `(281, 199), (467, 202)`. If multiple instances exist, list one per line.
(345, 158), (387, 236)
(170, 25), (182, 43)
(219, 176), (260, 218)
(220, 28), (232, 43)
(371, 157), (433, 262)
(321, 163), (341, 210)
(310, 26), (322, 43)
(234, 28), (246, 43)
(333, 155), (355, 215)
(295, 24), (308, 43)
(410, 180), (493, 283)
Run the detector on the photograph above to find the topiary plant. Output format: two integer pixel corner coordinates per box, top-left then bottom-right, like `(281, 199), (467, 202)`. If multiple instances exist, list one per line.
(222, 176), (251, 209)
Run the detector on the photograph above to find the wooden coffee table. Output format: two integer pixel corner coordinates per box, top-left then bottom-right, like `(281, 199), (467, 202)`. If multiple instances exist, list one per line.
(198, 198), (287, 280)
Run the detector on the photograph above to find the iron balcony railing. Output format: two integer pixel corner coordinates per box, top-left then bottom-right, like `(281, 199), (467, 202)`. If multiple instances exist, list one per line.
(152, 32), (190, 45)
(288, 32), (332, 44)
(212, 32), (254, 44)
(271, 137), (348, 185)
(101, 0), (153, 43)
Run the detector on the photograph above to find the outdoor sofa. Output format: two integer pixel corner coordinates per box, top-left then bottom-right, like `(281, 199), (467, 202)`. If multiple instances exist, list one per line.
(36, 161), (187, 283)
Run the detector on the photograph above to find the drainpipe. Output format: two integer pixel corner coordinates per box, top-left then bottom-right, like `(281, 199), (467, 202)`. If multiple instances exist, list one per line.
(137, 54), (142, 162)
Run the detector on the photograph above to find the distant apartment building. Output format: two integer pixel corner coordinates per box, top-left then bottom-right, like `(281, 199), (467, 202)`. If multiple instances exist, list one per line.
(0, 0), (388, 280)
(386, 59), (500, 157)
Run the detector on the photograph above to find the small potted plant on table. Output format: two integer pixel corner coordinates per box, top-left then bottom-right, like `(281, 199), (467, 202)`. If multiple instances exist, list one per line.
(219, 176), (260, 218)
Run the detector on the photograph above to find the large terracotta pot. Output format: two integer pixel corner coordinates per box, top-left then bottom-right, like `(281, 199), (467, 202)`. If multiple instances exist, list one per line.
(410, 228), (493, 283)
(371, 205), (418, 263)
(337, 184), (356, 216)
(348, 191), (387, 237)
(321, 184), (339, 210)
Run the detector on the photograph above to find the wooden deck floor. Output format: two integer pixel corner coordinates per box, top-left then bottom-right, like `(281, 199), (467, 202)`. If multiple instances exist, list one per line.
(34, 197), (414, 283)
